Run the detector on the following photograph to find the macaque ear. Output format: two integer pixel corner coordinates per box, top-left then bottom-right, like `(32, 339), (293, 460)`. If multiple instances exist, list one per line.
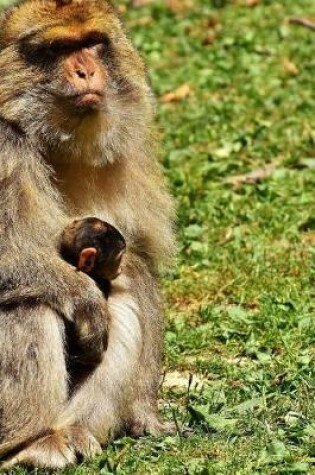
(78, 248), (97, 273)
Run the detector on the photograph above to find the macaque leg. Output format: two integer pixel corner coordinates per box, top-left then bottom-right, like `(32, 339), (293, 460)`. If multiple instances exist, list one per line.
(0, 304), (100, 470)
(58, 271), (142, 443)
(57, 255), (174, 443)
(126, 257), (176, 437)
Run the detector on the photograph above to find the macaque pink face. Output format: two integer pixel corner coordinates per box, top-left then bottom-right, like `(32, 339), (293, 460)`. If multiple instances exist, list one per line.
(60, 41), (108, 110)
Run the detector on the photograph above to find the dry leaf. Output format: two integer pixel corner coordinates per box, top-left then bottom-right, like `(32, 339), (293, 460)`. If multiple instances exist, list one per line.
(283, 58), (299, 76)
(166, 0), (194, 14)
(166, 0), (182, 13)
(225, 163), (277, 188)
(245, 0), (260, 6)
(118, 4), (127, 13)
(302, 231), (315, 246)
(206, 16), (220, 29)
(288, 16), (315, 31)
(163, 371), (206, 389)
(202, 32), (218, 46)
(161, 84), (193, 103)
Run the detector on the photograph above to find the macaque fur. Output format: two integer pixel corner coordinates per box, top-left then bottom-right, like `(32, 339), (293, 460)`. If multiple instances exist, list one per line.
(0, 0), (175, 470)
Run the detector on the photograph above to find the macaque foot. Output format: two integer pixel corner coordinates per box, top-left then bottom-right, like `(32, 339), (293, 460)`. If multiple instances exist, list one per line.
(0, 424), (101, 470)
(128, 416), (177, 438)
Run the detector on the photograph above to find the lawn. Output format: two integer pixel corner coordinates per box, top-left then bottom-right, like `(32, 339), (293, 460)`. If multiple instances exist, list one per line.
(3, 0), (315, 473)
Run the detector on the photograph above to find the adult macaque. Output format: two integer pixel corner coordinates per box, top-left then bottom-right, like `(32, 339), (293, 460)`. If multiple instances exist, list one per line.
(0, 0), (175, 470)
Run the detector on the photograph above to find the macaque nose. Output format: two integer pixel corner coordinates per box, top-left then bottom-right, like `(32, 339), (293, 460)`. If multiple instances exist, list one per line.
(64, 49), (106, 102)
(75, 65), (95, 81)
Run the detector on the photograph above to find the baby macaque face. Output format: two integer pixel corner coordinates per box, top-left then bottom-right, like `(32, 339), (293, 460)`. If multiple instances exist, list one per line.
(60, 217), (126, 281)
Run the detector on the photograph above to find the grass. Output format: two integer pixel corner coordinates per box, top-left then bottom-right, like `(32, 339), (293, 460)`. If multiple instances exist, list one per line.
(2, 0), (315, 473)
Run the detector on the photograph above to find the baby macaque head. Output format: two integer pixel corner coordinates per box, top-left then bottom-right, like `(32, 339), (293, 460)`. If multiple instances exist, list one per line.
(60, 217), (126, 281)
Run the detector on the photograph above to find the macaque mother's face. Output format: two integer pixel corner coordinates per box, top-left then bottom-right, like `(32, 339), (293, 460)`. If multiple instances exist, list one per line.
(0, 0), (150, 129)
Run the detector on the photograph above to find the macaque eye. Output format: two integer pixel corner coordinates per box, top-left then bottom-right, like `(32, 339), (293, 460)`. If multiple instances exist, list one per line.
(88, 38), (111, 59)
(48, 40), (75, 56)
(47, 35), (110, 58)
(91, 43), (106, 57)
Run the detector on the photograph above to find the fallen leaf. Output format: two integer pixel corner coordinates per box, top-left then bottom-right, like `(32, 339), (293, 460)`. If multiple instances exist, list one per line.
(118, 4), (127, 13)
(288, 16), (315, 31)
(283, 58), (299, 76)
(225, 162), (278, 187)
(206, 16), (220, 29)
(163, 371), (207, 389)
(161, 84), (194, 103)
(302, 231), (315, 245)
(166, 0), (194, 14)
(202, 32), (218, 46)
(245, 0), (260, 6)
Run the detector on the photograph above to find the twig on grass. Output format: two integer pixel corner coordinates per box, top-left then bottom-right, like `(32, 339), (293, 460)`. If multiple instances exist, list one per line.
(224, 162), (278, 188)
(288, 16), (315, 31)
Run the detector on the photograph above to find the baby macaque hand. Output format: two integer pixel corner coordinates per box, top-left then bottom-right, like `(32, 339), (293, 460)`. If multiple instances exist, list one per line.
(67, 276), (110, 367)
(73, 296), (109, 366)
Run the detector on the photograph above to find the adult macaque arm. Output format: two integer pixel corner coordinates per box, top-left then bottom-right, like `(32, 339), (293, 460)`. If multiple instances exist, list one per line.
(0, 252), (109, 366)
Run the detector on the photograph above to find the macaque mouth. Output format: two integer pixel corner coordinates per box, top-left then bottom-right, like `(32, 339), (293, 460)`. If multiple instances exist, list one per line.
(74, 90), (104, 108)
(63, 89), (105, 109)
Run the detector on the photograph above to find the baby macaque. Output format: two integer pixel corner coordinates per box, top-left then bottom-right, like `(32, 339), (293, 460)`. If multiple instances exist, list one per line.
(60, 217), (125, 380)
(60, 217), (126, 296)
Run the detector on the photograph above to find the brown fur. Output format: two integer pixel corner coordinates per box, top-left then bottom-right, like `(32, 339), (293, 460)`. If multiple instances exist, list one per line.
(0, 0), (175, 469)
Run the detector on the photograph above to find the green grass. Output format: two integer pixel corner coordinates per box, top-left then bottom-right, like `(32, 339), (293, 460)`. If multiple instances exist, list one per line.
(3, 0), (315, 473)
